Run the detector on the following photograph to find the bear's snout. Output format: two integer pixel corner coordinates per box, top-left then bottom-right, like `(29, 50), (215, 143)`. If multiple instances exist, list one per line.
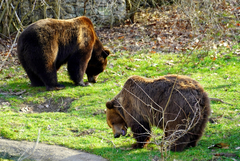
(114, 133), (120, 138)
(114, 129), (127, 138)
(112, 126), (127, 138)
(87, 75), (98, 83)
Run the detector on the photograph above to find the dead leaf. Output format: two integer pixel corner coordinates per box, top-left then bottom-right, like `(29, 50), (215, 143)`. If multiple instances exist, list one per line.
(126, 66), (136, 71)
(224, 55), (231, 60)
(165, 60), (175, 66)
(69, 129), (79, 133)
(118, 36), (124, 39)
(214, 153), (237, 157)
(76, 129), (95, 137)
(208, 143), (229, 149)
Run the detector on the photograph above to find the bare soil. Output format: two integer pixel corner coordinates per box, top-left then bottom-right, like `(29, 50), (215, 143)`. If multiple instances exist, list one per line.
(0, 97), (74, 113)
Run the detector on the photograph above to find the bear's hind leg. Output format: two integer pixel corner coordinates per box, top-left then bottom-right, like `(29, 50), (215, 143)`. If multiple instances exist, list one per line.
(28, 71), (44, 87)
(131, 121), (151, 149)
(40, 71), (65, 91)
(20, 61), (44, 86)
(35, 65), (64, 91)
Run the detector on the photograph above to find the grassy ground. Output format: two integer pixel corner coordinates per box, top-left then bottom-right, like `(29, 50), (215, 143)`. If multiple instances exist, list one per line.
(0, 45), (239, 160)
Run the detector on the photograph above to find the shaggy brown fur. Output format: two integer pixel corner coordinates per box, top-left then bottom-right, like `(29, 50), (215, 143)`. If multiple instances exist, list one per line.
(17, 16), (110, 90)
(106, 75), (210, 152)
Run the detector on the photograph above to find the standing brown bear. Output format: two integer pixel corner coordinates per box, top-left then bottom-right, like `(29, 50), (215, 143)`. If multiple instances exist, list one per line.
(106, 75), (210, 152)
(17, 16), (110, 91)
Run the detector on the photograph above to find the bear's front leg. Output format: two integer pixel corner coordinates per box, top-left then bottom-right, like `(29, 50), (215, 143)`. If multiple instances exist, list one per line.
(77, 80), (89, 87)
(170, 134), (190, 152)
(67, 54), (90, 86)
(132, 135), (151, 149)
(35, 65), (65, 91)
(131, 121), (151, 149)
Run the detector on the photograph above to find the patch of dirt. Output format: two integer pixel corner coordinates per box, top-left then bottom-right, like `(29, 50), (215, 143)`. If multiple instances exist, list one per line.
(92, 109), (105, 116)
(0, 100), (11, 110)
(18, 97), (75, 113)
(76, 129), (95, 137)
(0, 97), (74, 113)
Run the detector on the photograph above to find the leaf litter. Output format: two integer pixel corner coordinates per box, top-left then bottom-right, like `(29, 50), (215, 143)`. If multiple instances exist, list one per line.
(1, 2), (239, 72)
(95, 3), (239, 55)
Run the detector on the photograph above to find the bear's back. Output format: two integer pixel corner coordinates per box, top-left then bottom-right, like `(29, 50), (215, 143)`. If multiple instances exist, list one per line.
(124, 75), (206, 98)
(120, 75), (210, 122)
(18, 16), (95, 46)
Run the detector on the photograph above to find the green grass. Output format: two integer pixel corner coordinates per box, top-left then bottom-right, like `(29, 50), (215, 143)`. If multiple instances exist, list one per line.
(0, 46), (240, 161)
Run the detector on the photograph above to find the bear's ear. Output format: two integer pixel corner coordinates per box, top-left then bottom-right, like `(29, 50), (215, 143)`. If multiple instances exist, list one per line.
(106, 101), (114, 109)
(102, 48), (110, 58)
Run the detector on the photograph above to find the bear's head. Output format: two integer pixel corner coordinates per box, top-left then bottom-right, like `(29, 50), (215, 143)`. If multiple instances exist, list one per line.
(86, 48), (110, 83)
(106, 99), (128, 138)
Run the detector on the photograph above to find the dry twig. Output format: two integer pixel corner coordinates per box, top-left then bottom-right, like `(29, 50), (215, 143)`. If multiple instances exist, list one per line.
(210, 97), (233, 106)
(17, 129), (41, 161)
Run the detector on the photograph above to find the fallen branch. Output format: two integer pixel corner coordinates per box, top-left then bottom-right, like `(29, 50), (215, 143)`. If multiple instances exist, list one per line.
(0, 89), (26, 96)
(210, 98), (233, 106)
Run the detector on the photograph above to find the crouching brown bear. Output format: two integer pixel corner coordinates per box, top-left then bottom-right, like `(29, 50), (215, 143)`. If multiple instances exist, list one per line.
(17, 16), (110, 91)
(106, 75), (210, 152)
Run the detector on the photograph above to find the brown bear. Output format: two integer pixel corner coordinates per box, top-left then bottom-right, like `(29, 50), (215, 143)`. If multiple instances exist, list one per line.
(106, 75), (210, 152)
(17, 16), (110, 91)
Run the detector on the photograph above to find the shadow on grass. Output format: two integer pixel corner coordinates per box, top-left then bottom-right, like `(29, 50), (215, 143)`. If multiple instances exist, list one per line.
(204, 83), (238, 90)
(0, 81), (77, 92)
